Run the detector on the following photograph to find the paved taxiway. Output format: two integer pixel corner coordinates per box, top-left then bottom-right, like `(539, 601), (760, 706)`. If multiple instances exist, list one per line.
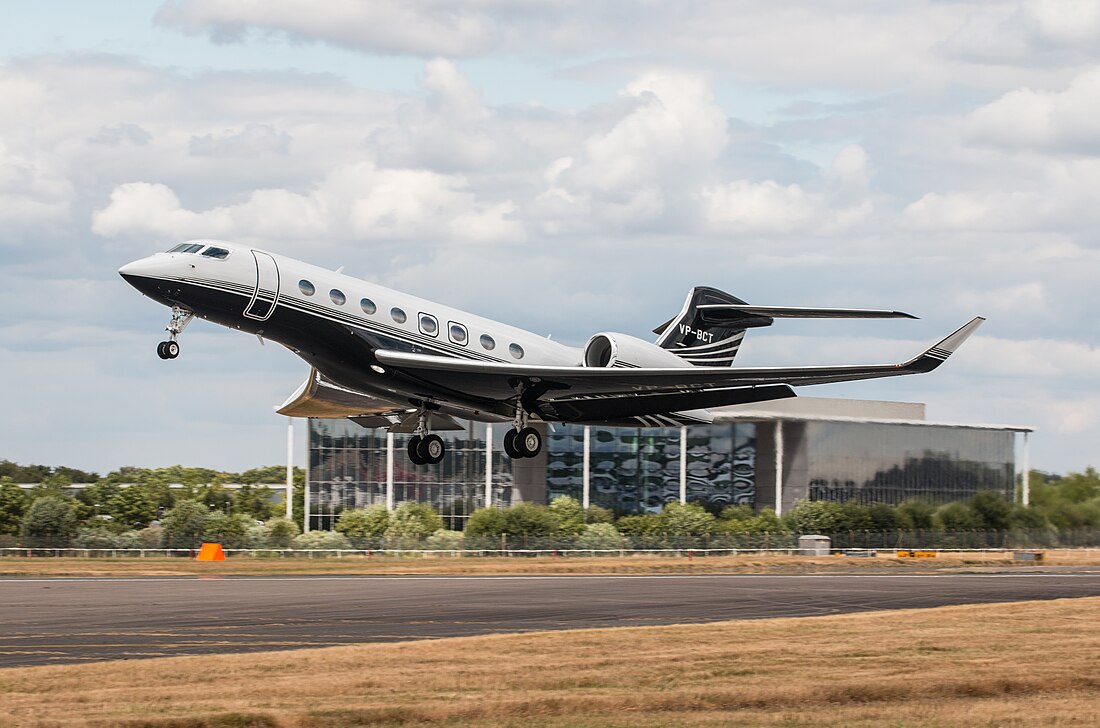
(3, 571), (1099, 667)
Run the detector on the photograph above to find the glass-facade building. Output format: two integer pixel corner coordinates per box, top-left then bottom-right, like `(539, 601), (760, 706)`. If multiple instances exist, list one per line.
(308, 399), (1024, 528)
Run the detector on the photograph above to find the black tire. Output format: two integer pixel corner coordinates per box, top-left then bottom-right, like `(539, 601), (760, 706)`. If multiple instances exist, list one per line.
(516, 427), (542, 458)
(165, 341), (180, 359)
(156, 341), (169, 359)
(418, 434), (445, 464)
(407, 435), (425, 465)
(503, 428), (522, 459)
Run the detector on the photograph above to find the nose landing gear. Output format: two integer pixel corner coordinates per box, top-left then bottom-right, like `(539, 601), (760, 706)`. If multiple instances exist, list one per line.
(156, 306), (194, 360)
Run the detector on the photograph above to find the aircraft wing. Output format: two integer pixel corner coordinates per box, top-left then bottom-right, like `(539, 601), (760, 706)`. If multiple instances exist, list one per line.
(374, 317), (984, 420)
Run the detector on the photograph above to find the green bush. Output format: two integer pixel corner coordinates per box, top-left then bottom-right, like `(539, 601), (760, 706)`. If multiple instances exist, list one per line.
(660, 503), (716, 544)
(548, 495), (585, 538)
(784, 500), (845, 534)
(73, 527), (121, 549)
(616, 514), (663, 547)
(502, 502), (557, 541)
(465, 507), (506, 537)
(575, 523), (623, 550)
(384, 502), (444, 547)
(584, 504), (614, 524)
(291, 530), (352, 550)
(336, 505), (390, 539)
(424, 529), (465, 550)
(265, 517), (301, 548)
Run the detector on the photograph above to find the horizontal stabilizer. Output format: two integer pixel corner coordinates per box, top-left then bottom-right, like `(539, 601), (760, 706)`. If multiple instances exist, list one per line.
(696, 304), (917, 320)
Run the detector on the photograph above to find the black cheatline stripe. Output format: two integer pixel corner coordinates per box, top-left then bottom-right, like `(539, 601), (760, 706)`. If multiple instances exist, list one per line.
(173, 276), (493, 363)
(673, 333), (745, 353)
(281, 293), (501, 362)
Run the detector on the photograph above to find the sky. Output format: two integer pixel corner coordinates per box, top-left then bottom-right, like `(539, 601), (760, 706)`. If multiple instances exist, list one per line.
(2, 0), (1099, 476)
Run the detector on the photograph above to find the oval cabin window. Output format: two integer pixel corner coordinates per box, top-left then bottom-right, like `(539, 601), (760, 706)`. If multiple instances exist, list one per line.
(329, 289), (346, 305)
(391, 307), (407, 324)
(509, 343), (524, 359)
(360, 298), (376, 315)
(298, 280), (316, 296)
(480, 334), (496, 350)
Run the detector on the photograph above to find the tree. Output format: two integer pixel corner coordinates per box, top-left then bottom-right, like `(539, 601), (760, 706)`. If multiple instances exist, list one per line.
(465, 507), (506, 537)
(0, 478), (28, 536)
(22, 495), (78, 546)
(837, 502), (874, 531)
(584, 504), (614, 524)
(616, 514), (663, 546)
(896, 499), (935, 530)
(335, 505), (390, 540)
(969, 491), (1012, 531)
(934, 502), (981, 531)
(160, 500), (210, 548)
(106, 485), (159, 530)
(265, 517), (301, 548)
(203, 512), (253, 549)
(233, 485), (274, 521)
(867, 504), (899, 531)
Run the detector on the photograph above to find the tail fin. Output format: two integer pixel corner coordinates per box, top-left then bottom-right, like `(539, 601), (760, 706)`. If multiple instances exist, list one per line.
(653, 287), (771, 367)
(653, 287), (919, 367)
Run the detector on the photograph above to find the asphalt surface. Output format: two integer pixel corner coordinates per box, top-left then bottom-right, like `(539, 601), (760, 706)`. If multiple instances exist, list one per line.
(2, 571), (1100, 667)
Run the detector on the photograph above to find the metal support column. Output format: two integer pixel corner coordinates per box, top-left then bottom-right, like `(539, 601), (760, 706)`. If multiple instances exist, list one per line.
(485, 424), (494, 509)
(303, 446), (311, 532)
(679, 426), (687, 504)
(774, 419), (784, 516)
(285, 419), (294, 520)
(1021, 430), (1031, 506)
(582, 426), (591, 510)
(386, 431), (395, 511)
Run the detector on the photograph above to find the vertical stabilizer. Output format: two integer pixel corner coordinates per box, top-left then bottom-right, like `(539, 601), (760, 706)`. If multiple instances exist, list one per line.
(653, 287), (772, 367)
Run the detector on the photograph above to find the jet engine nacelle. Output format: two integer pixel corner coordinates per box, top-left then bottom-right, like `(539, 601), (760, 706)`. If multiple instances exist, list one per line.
(582, 332), (693, 369)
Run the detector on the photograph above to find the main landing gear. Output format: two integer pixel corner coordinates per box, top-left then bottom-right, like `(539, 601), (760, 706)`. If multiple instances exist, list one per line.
(407, 410), (445, 466)
(503, 410), (542, 460)
(405, 408), (544, 466)
(157, 306), (194, 360)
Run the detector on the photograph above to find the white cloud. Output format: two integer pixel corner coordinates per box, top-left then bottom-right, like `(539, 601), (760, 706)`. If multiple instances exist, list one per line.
(92, 162), (524, 245)
(965, 68), (1100, 153)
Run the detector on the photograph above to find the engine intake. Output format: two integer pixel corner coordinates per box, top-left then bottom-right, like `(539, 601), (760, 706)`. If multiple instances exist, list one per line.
(583, 332), (693, 369)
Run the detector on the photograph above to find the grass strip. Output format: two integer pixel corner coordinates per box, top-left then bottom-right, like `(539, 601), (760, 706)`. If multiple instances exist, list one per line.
(2, 597), (1099, 726)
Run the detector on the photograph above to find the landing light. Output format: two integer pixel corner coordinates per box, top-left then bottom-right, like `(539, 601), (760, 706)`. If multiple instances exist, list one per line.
(370, 365), (386, 374)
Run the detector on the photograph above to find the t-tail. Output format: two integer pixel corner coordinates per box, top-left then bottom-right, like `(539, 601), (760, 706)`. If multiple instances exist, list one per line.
(654, 286), (919, 367)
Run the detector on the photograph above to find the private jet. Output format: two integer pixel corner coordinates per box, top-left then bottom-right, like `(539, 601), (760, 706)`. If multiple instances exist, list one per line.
(119, 240), (983, 465)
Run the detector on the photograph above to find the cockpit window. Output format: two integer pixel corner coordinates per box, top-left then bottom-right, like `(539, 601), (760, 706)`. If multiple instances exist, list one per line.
(167, 243), (204, 254)
(201, 247), (230, 260)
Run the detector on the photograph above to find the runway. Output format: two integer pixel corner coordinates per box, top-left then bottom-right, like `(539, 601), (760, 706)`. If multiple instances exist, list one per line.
(3, 571), (1100, 667)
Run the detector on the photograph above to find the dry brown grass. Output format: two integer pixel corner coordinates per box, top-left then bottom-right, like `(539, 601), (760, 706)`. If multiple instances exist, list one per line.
(2, 549), (1097, 578)
(3, 597), (1100, 727)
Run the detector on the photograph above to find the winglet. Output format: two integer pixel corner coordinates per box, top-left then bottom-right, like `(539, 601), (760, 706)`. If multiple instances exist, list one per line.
(906, 316), (984, 372)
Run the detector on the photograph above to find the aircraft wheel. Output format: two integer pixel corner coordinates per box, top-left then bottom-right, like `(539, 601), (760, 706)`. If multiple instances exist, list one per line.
(503, 428), (522, 459)
(516, 427), (542, 458)
(165, 341), (180, 359)
(418, 434), (445, 464)
(407, 435), (425, 465)
(156, 342), (170, 359)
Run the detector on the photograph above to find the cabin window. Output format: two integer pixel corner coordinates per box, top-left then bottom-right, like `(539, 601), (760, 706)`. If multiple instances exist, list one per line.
(329, 289), (346, 306)
(509, 343), (524, 360)
(298, 280), (316, 296)
(360, 298), (376, 315)
(480, 334), (496, 351)
(201, 247), (230, 260)
(419, 313), (438, 336)
(391, 307), (407, 324)
(449, 322), (468, 345)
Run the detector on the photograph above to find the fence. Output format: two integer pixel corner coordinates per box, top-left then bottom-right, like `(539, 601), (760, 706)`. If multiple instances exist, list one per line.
(3, 527), (1100, 558)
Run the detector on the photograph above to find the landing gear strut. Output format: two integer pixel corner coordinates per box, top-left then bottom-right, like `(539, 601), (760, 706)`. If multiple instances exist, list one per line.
(407, 410), (446, 466)
(157, 306), (194, 360)
(503, 408), (542, 459)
